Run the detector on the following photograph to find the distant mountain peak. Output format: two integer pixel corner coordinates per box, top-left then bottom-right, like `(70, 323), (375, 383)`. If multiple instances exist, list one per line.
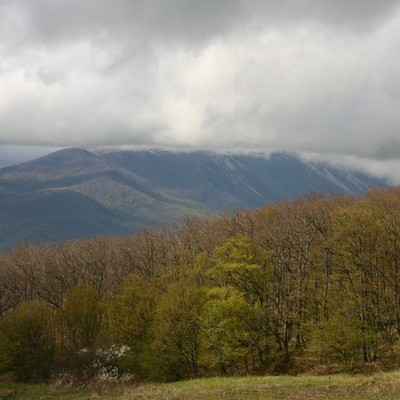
(0, 148), (389, 249)
(35, 147), (99, 164)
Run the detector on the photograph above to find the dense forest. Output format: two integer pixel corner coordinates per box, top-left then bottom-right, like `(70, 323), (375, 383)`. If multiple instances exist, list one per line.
(1, 188), (400, 384)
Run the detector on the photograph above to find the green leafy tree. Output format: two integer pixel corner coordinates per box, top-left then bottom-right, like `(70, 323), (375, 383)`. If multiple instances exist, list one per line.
(149, 279), (205, 381)
(333, 203), (383, 363)
(57, 282), (104, 352)
(0, 301), (55, 382)
(207, 234), (274, 372)
(308, 315), (371, 372)
(209, 234), (270, 307)
(107, 275), (158, 378)
(200, 287), (267, 375)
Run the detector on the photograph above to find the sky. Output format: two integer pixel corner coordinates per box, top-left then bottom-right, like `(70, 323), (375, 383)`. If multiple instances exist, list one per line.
(1, 0), (400, 179)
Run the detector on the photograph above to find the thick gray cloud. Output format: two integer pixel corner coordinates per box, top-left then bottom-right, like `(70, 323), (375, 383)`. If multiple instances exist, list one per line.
(1, 0), (400, 170)
(3, 0), (398, 45)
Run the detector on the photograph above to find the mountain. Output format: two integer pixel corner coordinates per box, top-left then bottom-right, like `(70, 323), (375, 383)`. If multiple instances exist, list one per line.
(0, 147), (388, 249)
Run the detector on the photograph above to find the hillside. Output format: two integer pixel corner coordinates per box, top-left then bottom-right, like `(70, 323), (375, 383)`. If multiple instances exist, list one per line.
(0, 147), (388, 249)
(101, 150), (385, 209)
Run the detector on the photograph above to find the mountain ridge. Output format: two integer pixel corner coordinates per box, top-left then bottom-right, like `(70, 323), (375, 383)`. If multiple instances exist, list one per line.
(0, 147), (388, 249)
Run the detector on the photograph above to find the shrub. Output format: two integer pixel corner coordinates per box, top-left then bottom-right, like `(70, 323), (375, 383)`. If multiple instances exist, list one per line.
(0, 301), (55, 382)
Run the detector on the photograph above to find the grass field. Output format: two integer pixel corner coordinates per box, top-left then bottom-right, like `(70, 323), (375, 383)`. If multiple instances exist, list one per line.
(2, 371), (400, 400)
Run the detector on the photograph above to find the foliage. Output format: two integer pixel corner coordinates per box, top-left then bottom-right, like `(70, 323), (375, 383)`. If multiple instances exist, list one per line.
(0, 301), (55, 382)
(308, 315), (371, 372)
(57, 282), (104, 352)
(2, 189), (400, 383)
(200, 287), (267, 375)
(52, 344), (134, 387)
(106, 276), (158, 379)
(148, 279), (205, 381)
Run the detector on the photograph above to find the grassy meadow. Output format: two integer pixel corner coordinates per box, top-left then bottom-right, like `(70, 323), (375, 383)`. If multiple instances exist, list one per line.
(2, 372), (400, 400)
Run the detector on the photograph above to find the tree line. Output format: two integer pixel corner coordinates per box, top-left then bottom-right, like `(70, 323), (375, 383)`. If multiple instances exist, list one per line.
(1, 188), (400, 383)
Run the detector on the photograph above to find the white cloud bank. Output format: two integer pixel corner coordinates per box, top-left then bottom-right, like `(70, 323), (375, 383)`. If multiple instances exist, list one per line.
(1, 0), (400, 169)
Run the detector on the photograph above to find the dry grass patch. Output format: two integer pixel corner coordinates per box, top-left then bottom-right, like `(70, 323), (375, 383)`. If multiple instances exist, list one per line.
(2, 372), (400, 399)
(125, 372), (400, 400)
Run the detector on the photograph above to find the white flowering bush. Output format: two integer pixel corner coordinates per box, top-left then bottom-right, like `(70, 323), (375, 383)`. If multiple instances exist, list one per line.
(93, 345), (134, 383)
(53, 344), (135, 387)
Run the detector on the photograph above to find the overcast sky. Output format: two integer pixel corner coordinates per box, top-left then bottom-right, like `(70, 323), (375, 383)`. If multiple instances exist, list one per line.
(1, 1), (400, 176)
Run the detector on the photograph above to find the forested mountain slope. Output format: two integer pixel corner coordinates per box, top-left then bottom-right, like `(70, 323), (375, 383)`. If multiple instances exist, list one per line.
(0, 147), (387, 249)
